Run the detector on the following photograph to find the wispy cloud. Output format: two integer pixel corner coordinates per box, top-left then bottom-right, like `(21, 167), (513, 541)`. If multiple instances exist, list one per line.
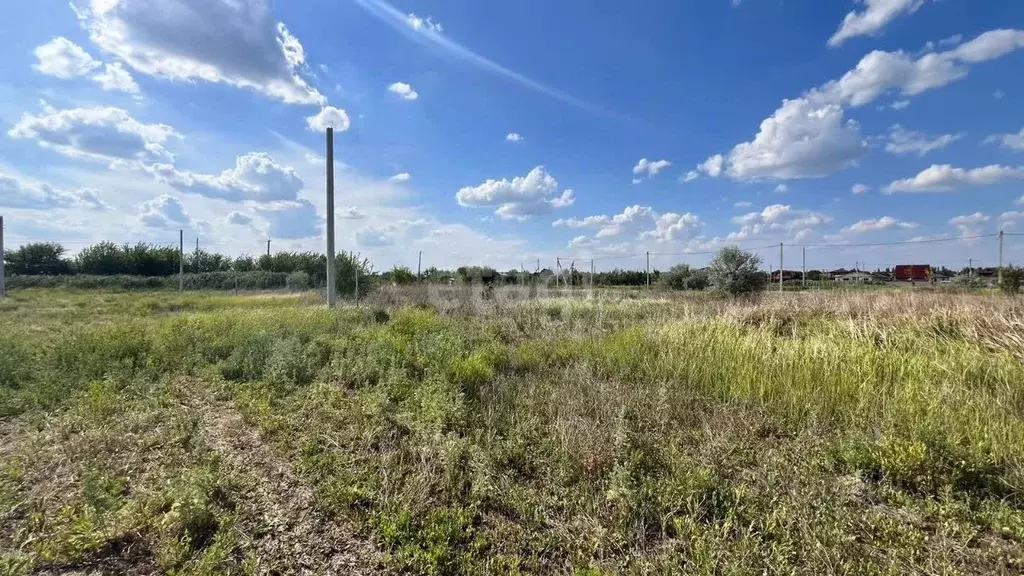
(349, 0), (605, 114)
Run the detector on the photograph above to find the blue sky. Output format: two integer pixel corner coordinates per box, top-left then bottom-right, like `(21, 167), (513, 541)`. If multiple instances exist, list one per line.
(1, 0), (1023, 272)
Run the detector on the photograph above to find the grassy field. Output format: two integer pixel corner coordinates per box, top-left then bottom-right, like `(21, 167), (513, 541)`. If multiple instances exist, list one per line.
(2, 287), (1024, 575)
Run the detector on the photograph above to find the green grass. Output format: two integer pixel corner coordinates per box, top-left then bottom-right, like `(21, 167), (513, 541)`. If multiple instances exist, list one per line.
(1, 288), (1023, 574)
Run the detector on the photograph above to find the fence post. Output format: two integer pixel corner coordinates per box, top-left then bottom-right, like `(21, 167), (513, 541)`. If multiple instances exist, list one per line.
(0, 215), (5, 298)
(417, 250), (422, 282)
(179, 229), (184, 292)
(325, 126), (337, 308)
(354, 266), (359, 302)
(267, 238), (271, 256)
(802, 245), (806, 289)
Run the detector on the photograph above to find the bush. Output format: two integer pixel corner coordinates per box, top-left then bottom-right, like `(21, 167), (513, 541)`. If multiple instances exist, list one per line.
(4, 242), (74, 275)
(662, 264), (709, 291)
(286, 271), (312, 290)
(1000, 266), (1023, 295)
(708, 246), (766, 297)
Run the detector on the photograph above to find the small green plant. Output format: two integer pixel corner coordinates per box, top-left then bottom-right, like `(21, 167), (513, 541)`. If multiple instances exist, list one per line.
(1000, 266), (1023, 295)
(285, 270), (312, 290)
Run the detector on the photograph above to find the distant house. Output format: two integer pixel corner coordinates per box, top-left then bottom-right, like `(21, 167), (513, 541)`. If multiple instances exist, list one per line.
(828, 268), (853, 278)
(770, 270), (800, 282)
(894, 264), (932, 282)
(976, 267), (999, 279)
(835, 271), (873, 284)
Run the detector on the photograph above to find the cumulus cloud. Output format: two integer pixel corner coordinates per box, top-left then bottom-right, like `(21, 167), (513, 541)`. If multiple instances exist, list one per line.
(852, 183), (871, 194)
(388, 82), (419, 100)
(710, 29), (1024, 181)
(698, 154), (724, 177)
(0, 172), (108, 210)
(985, 128), (1024, 151)
(774, 184), (789, 192)
(506, 132), (523, 142)
(33, 37), (100, 78)
(729, 204), (831, 241)
(355, 218), (430, 247)
(884, 124), (963, 155)
(145, 152), (304, 202)
(828, 0), (930, 48)
(92, 62), (140, 94)
(456, 166), (575, 220)
(139, 194), (191, 228)
(339, 207), (366, 219)
(8, 104), (179, 165)
(632, 158), (672, 181)
(305, 106), (351, 132)
(681, 170), (700, 183)
(949, 212), (990, 237)
(832, 216), (917, 237)
(226, 211), (253, 226)
(257, 199), (320, 239)
(887, 100), (911, 110)
(388, 172), (411, 183)
(555, 205), (701, 243)
(885, 164), (1024, 193)
(73, 0), (324, 105)
(724, 99), (866, 180)
(406, 13), (443, 34)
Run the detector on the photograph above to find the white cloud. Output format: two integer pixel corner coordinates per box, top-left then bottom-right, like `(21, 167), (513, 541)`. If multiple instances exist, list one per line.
(724, 99), (866, 180)
(632, 158), (672, 180)
(305, 106), (351, 132)
(698, 154), (724, 177)
(884, 124), (963, 155)
(838, 216), (918, 235)
(887, 100), (911, 110)
(146, 152), (304, 202)
(339, 207), (366, 219)
(456, 166), (575, 220)
(710, 29), (1024, 182)
(734, 201), (752, 208)
(985, 128), (1024, 151)
(388, 82), (419, 100)
(852, 183), (871, 194)
(75, 0), (324, 105)
(828, 0), (929, 48)
(994, 90), (1005, 99)
(8, 104), (179, 165)
(640, 212), (702, 242)
(506, 132), (523, 142)
(92, 62), (140, 94)
(681, 170), (700, 183)
(949, 212), (990, 238)
(33, 37), (100, 78)
(406, 13), (443, 34)
(139, 194), (191, 228)
(554, 205), (654, 238)
(774, 184), (789, 192)
(257, 199), (320, 239)
(389, 172), (411, 183)
(729, 204), (831, 241)
(226, 211), (253, 226)
(0, 172), (107, 210)
(885, 164), (1024, 193)
(355, 218), (430, 247)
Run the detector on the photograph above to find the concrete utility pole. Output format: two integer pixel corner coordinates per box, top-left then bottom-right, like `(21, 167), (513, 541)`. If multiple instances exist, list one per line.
(802, 245), (806, 288)
(779, 242), (784, 292)
(999, 230), (1004, 285)
(325, 127), (337, 307)
(591, 259), (595, 290)
(178, 229), (184, 292)
(969, 258), (973, 278)
(417, 250), (422, 282)
(0, 216), (6, 299)
(556, 257), (562, 287)
(646, 251), (650, 288)
(267, 239), (271, 256)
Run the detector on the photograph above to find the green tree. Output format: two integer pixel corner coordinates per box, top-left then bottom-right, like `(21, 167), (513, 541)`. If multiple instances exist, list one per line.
(662, 264), (710, 291)
(708, 246), (765, 297)
(1000, 266), (1023, 295)
(5, 242), (73, 275)
(385, 265), (416, 285)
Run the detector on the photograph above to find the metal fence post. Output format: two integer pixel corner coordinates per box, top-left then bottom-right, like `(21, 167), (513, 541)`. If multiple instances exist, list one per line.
(178, 229), (184, 292)
(326, 127), (337, 307)
(0, 215), (6, 298)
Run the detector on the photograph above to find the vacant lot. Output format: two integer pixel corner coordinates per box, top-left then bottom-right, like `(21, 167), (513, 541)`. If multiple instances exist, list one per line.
(2, 287), (1024, 575)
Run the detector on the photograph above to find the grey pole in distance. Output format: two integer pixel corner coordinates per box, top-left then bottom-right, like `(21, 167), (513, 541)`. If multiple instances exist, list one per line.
(179, 229), (184, 292)
(326, 126), (337, 307)
(0, 216), (6, 298)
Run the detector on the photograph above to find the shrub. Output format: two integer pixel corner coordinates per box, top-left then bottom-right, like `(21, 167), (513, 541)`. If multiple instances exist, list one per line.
(662, 264), (710, 291)
(4, 242), (74, 275)
(286, 271), (312, 291)
(708, 246), (766, 297)
(1000, 266), (1023, 295)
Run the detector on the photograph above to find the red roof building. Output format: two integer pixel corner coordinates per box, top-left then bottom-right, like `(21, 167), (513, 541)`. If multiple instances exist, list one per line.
(894, 264), (932, 282)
